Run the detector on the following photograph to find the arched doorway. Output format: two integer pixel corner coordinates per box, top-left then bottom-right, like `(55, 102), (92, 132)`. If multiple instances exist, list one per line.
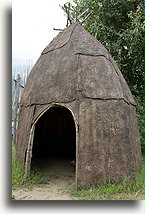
(31, 106), (76, 177)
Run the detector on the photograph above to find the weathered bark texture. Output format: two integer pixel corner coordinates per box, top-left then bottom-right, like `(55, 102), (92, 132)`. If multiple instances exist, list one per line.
(77, 99), (141, 187)
(16, 23), (142, 187)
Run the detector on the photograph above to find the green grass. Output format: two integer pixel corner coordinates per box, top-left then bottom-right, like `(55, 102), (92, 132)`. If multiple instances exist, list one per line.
(70, 169), (144, 200)
(12, 145), (48, 189)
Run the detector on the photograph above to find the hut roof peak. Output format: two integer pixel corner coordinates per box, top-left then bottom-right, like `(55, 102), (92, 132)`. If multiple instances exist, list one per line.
(21, 23), (136, 106)
(42, 23), (109, 60)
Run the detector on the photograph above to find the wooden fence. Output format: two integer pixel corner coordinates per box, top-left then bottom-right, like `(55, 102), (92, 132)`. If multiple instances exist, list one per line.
(12, 62), (33, 143)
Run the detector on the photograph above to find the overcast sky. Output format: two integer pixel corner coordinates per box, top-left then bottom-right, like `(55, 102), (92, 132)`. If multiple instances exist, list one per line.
(12, 0), (68, 65)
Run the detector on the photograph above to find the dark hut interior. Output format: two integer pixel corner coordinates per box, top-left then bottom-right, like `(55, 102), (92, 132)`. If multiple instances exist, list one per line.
(31, 106), (76, 169)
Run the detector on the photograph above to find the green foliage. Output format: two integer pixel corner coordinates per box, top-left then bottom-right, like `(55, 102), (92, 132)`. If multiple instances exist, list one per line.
(135, 96), (144, 150)
(61, 0), (144, 150)
(12, 145), (48, 189)
(70, 169), (144, 200)
(12, 145), (24, 187)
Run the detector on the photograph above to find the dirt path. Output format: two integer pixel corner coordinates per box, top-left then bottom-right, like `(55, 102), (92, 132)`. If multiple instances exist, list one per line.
(12, 176), (77, 200)
(12, 157), (79, 200)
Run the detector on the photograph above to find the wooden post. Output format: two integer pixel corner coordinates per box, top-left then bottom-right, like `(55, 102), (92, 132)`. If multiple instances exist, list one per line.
(24, 128), (34, 179)
(13, 74), (21, 143)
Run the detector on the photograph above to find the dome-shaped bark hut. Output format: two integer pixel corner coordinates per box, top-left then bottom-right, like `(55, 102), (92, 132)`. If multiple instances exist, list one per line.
(16, 23), (142, 187)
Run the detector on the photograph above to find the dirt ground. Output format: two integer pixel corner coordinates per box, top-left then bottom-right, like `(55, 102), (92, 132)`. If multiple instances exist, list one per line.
(12, 157), (78, 200)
